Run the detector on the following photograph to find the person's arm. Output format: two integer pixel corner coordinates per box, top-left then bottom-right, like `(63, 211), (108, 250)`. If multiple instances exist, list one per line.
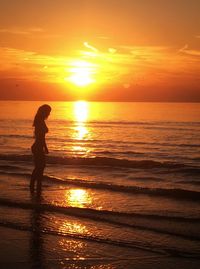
(40, 133), (49, 154)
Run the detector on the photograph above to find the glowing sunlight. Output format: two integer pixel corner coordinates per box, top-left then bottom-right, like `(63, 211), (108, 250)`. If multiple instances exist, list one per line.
(59, 221), (88, 235)
(66, 60), (96, 87)
(1, 1), (200, 268)
(72, 101), (90, 156)
(66, 189), (92, 208)
(75, 125), (88, 140)
(74, 101), (89, 122)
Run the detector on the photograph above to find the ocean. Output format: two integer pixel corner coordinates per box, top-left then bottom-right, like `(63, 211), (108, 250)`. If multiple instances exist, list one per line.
(0, 101), (200, 268)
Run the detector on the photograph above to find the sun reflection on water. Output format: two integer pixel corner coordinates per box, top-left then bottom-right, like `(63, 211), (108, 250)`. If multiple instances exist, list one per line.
(74, 101), (88, 122)
(59, 238), (86, 260)
(72, 101), (91, 156)
(58, 215), (89, 260)
(75, 125), (88, 140)
(59, 220), (88, 235)
(66, 189), (92, 208)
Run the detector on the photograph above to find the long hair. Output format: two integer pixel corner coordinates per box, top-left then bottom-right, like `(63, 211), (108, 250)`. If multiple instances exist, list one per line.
(33, 104), (51, 127)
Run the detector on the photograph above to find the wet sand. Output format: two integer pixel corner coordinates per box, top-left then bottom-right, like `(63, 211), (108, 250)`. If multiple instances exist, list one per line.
(1, 227), (200, 269)
(0, 173), (200, 269)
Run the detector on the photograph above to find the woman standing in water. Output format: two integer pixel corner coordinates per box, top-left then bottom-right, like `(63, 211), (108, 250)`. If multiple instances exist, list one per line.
(30, 104), (51, 193)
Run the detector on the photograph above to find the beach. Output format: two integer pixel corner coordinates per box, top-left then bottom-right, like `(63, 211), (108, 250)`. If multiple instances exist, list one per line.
(0, 101), (200, 268)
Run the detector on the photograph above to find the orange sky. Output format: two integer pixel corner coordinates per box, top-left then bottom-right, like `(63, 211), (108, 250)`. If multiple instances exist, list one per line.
(0, 0), (199, 101)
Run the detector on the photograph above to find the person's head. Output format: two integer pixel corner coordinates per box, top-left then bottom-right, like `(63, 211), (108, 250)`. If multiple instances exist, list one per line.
(33, 104), (51, 126)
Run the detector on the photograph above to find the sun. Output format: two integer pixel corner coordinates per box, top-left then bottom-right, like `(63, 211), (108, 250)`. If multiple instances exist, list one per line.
(66, 60), (95, 87)
(70, 72), (93, 87)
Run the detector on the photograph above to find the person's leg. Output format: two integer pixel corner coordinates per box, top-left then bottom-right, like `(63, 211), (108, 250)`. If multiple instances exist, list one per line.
(36, 167), (44, 193)
(30, 168), (37, 192)
(30, 154), (38, 192)
(36, 155), (46, 194)
(30, 153), (45, 192)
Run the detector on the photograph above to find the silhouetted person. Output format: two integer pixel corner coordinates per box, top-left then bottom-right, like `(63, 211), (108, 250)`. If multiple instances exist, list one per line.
(30, 104), (51, 193)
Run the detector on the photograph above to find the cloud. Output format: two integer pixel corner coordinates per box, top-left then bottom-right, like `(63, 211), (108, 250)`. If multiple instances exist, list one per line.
(182, 49), (200, 56)
(0, 46), (72, 83)
(0, 42), (199, 88)
(97, 36), (111, 40)
(79, 43), (200, 86)
(179, 44), (200, 56)
(0, 27), (44, 36)
(83, 42), (98, 52)
(179, 44), (188, 52)
(108, 48), (117, 54)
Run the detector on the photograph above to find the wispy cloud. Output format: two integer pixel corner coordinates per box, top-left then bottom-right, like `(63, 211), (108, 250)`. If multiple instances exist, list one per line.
(182, 49), (200, 56)
(78, 43), (200, 85)
(0, 42), (199, 87)
(97, 36), (111, 40)
(0, 46), (71, 82)
(0, 27), (63, 40)
(179, 44), (200, 57)
(179, 44), (188, 53)
(83, 42), (98, 52)
(0, 27), (44, 36)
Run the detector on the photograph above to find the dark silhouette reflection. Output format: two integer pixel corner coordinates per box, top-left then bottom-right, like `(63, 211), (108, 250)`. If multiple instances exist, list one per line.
(29, 193), (45, 269)
(30, 104), (51, 193)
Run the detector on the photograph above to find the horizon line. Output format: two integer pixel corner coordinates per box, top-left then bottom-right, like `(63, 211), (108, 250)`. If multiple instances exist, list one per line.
(0, 99), (200, 103)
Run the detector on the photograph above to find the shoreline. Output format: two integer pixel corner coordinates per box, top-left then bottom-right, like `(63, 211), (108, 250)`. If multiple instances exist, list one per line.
(1, 226), (200, 269)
